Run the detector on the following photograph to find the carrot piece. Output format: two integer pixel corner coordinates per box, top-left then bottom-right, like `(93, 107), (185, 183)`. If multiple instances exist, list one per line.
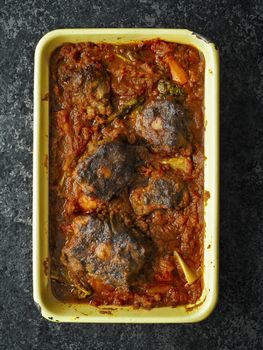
(165, 54), (188, 85)
(79, 194), (98, 211)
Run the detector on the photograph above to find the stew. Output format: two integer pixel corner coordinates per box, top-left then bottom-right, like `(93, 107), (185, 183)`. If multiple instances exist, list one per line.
(49, 39), (205, 308)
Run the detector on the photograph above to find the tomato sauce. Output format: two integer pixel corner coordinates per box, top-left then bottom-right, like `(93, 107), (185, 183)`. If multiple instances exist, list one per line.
(49, 39), (205, 308)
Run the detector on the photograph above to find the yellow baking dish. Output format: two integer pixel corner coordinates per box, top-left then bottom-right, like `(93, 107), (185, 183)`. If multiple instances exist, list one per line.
(33, 28), (219, 323)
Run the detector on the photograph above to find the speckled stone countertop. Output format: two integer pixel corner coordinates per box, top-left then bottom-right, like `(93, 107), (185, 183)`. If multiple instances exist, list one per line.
(0, 0), (263, 349)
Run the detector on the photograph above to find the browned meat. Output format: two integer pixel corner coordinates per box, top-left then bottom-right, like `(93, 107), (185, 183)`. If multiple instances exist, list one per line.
(136, 98), (190, 152)
(57, 57), (112, 116)
(130, 177), (190, 216)
(75, 141), (138, 201)
(61, 215), (152, 289)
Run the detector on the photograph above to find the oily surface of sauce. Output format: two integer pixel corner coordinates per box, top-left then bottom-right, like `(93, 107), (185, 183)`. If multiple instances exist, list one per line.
(49, 39), (205, 308)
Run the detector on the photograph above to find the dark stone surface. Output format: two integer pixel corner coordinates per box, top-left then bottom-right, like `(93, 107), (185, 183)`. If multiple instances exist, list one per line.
(0, 0), (263, 349)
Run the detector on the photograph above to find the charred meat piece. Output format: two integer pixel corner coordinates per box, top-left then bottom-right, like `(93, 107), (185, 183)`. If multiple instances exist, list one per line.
(61, 215), (152, 288)
(75, 141), (138, 201)
(130, 177), (190, 216)
(136, 98), (190, 152)
(57, 58), (112, 116)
